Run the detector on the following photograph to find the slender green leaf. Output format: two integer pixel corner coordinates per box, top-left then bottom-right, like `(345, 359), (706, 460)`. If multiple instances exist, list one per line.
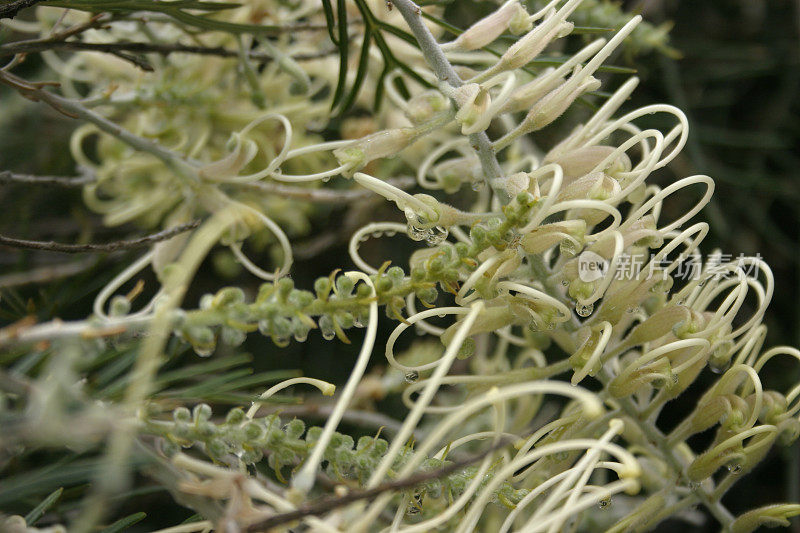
(338, 27), (372, 113)
(99, 512), (146, 533)
(24, 488), (63, 526)
(331, 0), (350, 109)
(376, 22), (419, 47)
(320, 0), (339, 44)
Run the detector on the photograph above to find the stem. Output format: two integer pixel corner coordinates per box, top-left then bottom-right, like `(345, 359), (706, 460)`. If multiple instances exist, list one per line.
(390, 0), (511, 204)
(601, 371), (735, 529)
(0, 169), (94, 187)
(0, 221), (199, 253)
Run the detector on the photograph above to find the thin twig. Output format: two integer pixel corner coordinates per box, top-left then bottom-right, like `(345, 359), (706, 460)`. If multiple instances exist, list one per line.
(390, 0), (510, 204)
(244, 437), (513, 531)
(0, 220), (200, 253)
(0, 169), (95, 187)
(0, 39), (338, 63)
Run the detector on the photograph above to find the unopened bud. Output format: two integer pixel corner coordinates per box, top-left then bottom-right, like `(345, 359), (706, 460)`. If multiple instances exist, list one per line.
(731, 504), (800, 533)
(406, 90), (450, 125)
(521, 220), (586, 255)
(557, 171), (621, 202)
(446, 1), (531, 51)
(688, 446), (744, 483)
(623, 305), (692, 347)
(503, 171), (531, 197)
(545, 145), (623, 182)
(434, 156), (481, 193)
(334, 128), (418, 177)
(499, 21), (574, 71)
(687, 394), (732, 434)
(453, 84), (493, 135)
(520, 74), (600, 133)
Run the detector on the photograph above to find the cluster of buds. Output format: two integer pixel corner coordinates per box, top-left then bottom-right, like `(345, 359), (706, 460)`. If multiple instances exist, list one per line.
(3, 0), (798, 531)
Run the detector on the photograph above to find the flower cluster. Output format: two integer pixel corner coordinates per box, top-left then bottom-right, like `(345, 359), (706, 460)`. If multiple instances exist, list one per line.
(1, 0), (799, 532)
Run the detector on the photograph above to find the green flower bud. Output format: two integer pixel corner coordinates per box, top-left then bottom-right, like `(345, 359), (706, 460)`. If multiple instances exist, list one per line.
(160, 438), (180, 458)
(220, 327), (246, 347)
(416, 287), (438, 306)
(241, 449), (263, 464)
(212, 287), (245, 308)
(356, 282), (373, 298)
(109, 295), (131, 317)
(276, 277), (295, 299)
(314, 277), (331, 299)
(336, 275), (355, 296)
(375, 277), (393, 293)
(208, 438), (227, 457)
(244, 421), (265, 441)
(285, 419), (305, 439)
(336, 312), (355, 329)
(305, 426), (323, 444)
(288, 290), (314, 308)
(225, 408), (245, 425)
(387, 266), (405, 282)
(173, 406), (191, 423)
(193, 403), (213, 423)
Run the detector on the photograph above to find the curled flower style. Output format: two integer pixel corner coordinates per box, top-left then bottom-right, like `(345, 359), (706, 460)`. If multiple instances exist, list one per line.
(0, 0), (797, 532)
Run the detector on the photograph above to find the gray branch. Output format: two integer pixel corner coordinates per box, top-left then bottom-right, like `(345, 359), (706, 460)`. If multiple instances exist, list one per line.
(390, 0), (511, 204)
(0, 169), (94, 187)
(0, 221), (200, 253)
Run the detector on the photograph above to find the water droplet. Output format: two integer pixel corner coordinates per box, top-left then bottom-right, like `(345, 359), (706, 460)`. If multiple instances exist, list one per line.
(561, 280), (569, 287)
(294, 331), (308, 342)
(598, 498), (611, 509)
(372, 231), (383, 238)
(425, 226), (449, 246)
(726, 461), (743, 475)
(575, 303), (594, 317)
(406, 505), (421, 516)
(709, 357), (731, 374)
(274, 336), (290, 347)
(405, 370), (419, 383)
(407, 224), (430, 242)
(560, 239), (579, 257)
(194, 345), (214, 357)
(385, 230), (396, 237)
(322, 330), (335, 341)
(354, 317), (364, 328)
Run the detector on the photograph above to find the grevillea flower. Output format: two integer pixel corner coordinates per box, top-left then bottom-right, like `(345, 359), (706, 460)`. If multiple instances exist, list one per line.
(0, 0), (797, 532)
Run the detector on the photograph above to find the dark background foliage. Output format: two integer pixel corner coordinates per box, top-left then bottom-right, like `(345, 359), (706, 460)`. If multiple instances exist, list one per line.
(0, 0), (798, 531)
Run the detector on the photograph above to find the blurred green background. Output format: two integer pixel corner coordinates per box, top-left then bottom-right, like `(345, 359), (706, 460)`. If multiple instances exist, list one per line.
(1, 0), (799, 531)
